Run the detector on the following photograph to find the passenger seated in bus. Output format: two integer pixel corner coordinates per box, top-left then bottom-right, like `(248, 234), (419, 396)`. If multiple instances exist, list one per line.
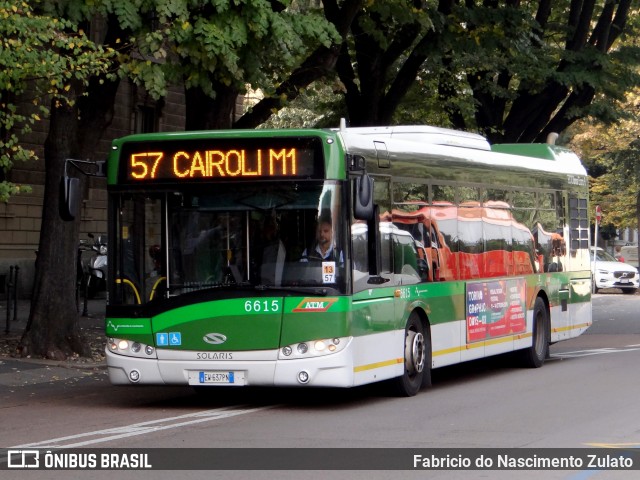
(260, 216), (286, 286)
(300, 214), (343, 263)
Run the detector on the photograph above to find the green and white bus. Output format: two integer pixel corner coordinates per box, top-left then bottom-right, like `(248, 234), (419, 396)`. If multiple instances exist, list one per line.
(101, 124), (592, 396)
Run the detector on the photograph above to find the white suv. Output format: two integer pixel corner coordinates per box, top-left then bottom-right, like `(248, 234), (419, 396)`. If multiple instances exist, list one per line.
(590, 247), (639, 294)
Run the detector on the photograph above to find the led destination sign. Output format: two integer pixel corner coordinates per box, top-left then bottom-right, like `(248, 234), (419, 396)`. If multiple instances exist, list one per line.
(119, 136), (323, 183)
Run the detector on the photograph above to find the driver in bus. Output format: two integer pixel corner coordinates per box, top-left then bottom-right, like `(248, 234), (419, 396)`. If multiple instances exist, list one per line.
(300, 213), (343, 263)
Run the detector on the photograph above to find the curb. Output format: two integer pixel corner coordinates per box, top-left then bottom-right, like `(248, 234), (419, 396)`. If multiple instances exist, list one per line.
(0, 355), (107, 370)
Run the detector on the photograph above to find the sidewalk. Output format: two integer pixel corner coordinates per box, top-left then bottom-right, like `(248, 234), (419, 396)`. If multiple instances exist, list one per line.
(0, 296), (107, 387)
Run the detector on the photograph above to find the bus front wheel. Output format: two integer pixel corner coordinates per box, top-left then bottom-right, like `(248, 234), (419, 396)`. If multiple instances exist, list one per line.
(392, 312), (431, 397)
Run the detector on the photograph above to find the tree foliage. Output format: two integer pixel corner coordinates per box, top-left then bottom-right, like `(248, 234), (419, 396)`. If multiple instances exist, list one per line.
(246, 0), (640, 145)
(116, 0), (341, 129)
(569, 90), (640, 234)
(387, 0), (639, 143)
(0, 0), (113, 201)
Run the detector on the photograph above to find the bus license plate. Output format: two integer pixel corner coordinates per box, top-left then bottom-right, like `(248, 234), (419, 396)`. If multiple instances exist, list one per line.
(199, 371), (234, 384)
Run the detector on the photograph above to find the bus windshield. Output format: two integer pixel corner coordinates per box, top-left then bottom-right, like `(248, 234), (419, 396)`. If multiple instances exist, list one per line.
(111, 181), (347, 305)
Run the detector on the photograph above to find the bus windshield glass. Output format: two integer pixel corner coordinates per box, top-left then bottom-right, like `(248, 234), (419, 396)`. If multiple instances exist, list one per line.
(111, 181), (346, 305)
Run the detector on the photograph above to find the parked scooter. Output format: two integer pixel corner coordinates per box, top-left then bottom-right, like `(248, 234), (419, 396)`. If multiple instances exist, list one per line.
(86, 233), (108, 298)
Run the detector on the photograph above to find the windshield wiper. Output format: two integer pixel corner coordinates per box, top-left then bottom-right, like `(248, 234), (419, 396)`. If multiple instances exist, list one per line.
(254, 284), (329, 296)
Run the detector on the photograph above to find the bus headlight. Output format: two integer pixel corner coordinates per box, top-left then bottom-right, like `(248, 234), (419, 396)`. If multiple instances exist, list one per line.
(106, 337), (157, 359)
(279, 336), (351, 359)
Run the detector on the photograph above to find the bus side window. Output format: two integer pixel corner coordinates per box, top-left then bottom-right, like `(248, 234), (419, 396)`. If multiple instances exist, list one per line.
(351, 222), (368, 274)
(393, 231), (423, 284)
(373, 177), (392, 275)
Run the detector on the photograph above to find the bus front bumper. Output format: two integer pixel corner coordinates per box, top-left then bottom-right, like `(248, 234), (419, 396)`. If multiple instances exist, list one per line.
(105, 344), (356, 388)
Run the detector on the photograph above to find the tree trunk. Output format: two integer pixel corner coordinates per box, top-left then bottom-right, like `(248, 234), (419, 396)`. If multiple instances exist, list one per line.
(20, 101), (87, 359)
(185, 82), (239, 130)
(19, 73), (121, 360)
(234, 42), (344, 129)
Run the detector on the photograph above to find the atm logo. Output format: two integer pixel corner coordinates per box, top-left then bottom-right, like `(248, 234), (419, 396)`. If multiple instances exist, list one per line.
(293, 297), (338, 312)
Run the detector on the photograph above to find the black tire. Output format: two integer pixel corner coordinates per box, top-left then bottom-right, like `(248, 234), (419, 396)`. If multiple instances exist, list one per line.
(520, 297), (549, 368)
(391, 312), (431, 396)
(592, 277), (599, 294)
(622, 288), (637, 295)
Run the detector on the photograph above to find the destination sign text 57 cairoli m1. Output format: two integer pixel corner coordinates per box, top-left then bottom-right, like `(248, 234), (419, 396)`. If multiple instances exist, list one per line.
(119, 137), (323, 183)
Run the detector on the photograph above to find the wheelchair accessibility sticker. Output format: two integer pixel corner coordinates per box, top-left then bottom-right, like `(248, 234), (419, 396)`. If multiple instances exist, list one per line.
(156, 332), (182, 346)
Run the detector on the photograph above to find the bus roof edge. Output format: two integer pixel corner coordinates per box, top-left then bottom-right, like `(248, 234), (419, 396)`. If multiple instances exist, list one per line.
(341, 125), (491, 151)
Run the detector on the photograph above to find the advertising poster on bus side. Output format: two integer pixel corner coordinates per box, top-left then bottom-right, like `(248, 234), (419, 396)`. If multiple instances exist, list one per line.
(466, 278), (527, 343)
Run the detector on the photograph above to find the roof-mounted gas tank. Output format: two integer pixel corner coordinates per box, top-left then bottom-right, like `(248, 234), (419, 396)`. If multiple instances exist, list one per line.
(338, 125), (491, 151)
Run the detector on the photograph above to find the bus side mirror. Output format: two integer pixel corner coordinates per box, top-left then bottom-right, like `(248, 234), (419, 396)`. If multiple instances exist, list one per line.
(354, 174), (374, 220)
(59, 158), (105, 221)
(59, 175), (80, 221)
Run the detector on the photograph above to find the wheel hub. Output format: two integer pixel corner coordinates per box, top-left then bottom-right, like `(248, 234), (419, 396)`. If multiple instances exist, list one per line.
(405, 330), (425, 375)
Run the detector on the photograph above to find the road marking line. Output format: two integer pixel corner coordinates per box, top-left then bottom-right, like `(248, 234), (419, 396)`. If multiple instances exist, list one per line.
(586, 442), (640, 448)
(551, 346), (640, 359)
(8, 405), (273, 449)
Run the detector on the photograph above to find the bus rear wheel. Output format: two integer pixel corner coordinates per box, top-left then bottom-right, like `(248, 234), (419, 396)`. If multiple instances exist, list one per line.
(392, 313), (431, 397)
(520, 297), (549, 368)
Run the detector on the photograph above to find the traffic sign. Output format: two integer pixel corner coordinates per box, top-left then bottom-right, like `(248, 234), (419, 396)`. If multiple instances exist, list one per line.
(595, 205), (602, 223)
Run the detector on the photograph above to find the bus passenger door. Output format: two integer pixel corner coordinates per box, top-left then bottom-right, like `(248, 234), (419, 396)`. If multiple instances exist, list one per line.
(350, 218), (396, 383)
(350, 176), (401, 382)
